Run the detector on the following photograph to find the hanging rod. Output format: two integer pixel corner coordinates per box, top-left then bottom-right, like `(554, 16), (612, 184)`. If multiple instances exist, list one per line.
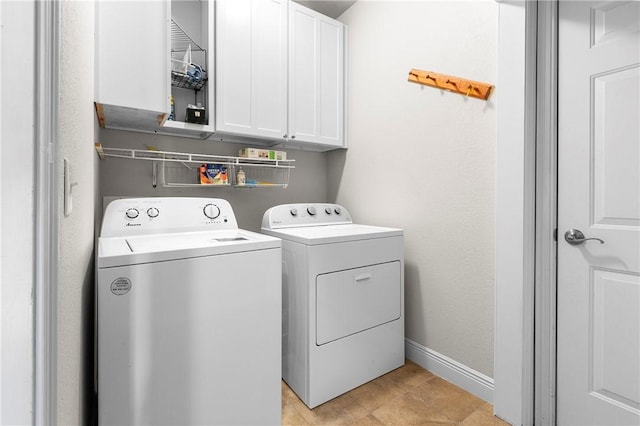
(408, 68), (494, 100)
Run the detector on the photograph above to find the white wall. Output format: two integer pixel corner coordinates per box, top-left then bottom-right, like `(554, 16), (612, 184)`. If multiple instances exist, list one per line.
(57, 1), (96, 424)
(97, 130), (329, 232)
(0, 1), (36, 423)
(329, 1), (498, 379)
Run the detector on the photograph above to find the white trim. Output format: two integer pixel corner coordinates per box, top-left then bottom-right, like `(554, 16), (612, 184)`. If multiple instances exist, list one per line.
(405, 339), (494, 404)
(34, 1), (59, 424)
(494, 1), (537, 425)
(521, 3), (538, 425)
(534, 1), (558, 424)
(0, 0), (4, 416)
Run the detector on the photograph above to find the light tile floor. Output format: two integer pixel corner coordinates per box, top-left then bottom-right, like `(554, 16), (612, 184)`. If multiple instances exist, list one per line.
(282, 360), (510, 425)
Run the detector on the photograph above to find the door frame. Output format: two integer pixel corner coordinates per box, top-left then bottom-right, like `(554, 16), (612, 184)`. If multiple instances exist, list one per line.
(534, 0), (558, 424)
(494, 0), (558, 424)
(34, 0), (60, 423)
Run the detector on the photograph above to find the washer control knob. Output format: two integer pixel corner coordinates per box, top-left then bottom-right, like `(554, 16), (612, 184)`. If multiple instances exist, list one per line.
(334, 207), (342, 215)
(125, 208), (139, 219)
(290, 208), (298, 216)
(147, 207), (159, 218)
(203, 203), (221, 219)
(307, 206), (317, 216)
(325, 207), (333, 215)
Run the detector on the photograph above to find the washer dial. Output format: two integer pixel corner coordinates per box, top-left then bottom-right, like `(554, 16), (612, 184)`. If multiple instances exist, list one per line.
(203, 203), (221, 219)
(307, 206), (317, 216)
(125, 208), (139, 219)
(147, 207), (159, 218)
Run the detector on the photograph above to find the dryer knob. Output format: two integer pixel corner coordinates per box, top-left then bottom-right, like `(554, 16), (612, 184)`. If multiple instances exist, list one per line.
(290, 208), (298, 216)
(125, 208), (139, 219)
(203, 203), (221, 219)
(325, 207), (333, 215)
(307, 206), (317, 216)
(334, 207), (342, 215)
(147, 207), (159, 218)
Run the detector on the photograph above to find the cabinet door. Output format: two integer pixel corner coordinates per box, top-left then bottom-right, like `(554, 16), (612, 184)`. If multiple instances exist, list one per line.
(215, 0), (288, 140)
(95, 1), (169, 123)
(288, 3), (345, 148)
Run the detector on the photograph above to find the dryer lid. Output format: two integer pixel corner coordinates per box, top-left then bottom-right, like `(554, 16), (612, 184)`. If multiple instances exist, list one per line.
(262, 223), (402, 245)
(262, 203), (402, 244)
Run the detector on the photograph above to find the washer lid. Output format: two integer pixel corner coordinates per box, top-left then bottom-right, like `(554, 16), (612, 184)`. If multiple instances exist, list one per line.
(262, 223), (402, 245)
(98, 229), (280, 268)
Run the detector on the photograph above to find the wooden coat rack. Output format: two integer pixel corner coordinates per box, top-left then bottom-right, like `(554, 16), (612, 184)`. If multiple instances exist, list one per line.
(408, 68), (493, 100)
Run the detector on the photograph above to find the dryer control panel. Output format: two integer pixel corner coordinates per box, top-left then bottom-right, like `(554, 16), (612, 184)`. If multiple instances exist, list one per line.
(101, 197), (239, 237)
(262, 203), (352, 229)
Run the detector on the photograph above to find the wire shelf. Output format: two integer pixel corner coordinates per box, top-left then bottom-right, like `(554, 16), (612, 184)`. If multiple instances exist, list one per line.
(96, 146), (295, 168)
(171, 19), (204, 53)
(95, 144), (294, 189)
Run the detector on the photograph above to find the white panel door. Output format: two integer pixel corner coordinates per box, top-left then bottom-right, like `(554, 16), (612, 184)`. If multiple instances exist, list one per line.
(557, 1), (640, 425)
(215, 0), (288, 140)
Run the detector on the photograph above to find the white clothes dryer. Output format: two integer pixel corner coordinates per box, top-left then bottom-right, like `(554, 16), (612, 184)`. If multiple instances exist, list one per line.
(262, 203), (404, 408)
(97, 197), (281, 426)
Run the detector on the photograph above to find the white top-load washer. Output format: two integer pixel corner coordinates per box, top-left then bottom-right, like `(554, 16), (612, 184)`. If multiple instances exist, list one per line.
(262, 203), (404, 408)
(97, 197), (281, 426)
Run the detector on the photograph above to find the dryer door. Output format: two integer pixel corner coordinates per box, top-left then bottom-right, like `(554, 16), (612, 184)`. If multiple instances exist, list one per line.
(316, 261), (401, 345)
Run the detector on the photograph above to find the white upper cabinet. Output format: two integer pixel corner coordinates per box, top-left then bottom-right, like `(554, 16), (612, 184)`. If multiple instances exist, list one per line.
(95, 0), (170, 132)
(95, 0), (214, 138)
(95, 0), (345, 149)
(215, 0), (288, 141)
(288, 2), (345, 149)
(215, 0), (346, 150)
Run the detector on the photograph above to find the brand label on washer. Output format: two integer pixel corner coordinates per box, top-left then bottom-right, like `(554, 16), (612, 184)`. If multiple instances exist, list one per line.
(110, 277), (132, 295)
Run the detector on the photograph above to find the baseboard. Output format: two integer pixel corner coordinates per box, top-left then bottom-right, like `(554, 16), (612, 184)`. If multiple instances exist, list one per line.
(405, 338), (494, 403)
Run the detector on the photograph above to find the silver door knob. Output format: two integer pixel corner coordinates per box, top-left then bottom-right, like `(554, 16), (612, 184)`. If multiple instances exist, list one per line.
(564, 229), (605, 245)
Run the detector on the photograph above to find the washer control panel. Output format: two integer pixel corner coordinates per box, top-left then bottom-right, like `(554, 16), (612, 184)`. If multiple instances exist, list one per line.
(101, 197), (238, 237)
(262, 203), (352, 229)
